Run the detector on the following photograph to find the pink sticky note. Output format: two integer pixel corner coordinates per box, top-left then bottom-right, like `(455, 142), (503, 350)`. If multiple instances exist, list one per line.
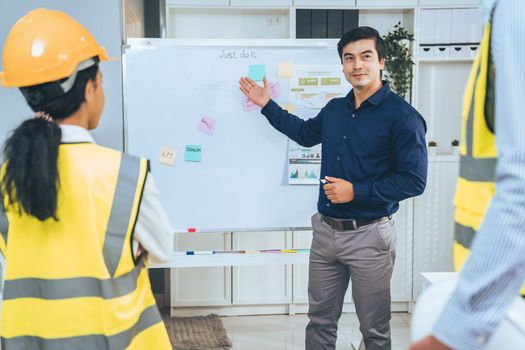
(270, 82), (281, 99)
(198, 116), (216, 135)
(242, 95), (260, 112)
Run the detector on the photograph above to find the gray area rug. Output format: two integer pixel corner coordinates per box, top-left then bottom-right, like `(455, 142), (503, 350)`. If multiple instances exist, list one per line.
(162, 313), (232, 350)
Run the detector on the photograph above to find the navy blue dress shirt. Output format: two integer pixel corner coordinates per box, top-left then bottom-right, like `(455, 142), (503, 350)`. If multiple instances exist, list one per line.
(261, 83), (427, 219)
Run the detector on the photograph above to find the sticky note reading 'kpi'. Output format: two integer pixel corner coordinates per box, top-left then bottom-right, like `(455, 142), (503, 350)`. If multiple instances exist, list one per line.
(248, 64), (266, 82)
(198, 116), (216, 135)
(158, 147), (177, 166)
(277, 62), (294, 78)
(184, 145), (202, 162)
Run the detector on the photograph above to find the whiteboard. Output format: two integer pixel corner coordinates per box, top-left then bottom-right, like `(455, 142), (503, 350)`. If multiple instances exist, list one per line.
(123, 39), (348, 231)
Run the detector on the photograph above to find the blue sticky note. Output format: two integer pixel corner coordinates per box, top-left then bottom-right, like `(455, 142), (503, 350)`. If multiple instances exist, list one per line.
(184, 145), (202, 162)
(248, 64), (266, 82)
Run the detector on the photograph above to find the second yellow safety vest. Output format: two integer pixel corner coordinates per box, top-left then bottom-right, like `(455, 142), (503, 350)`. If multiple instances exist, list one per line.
(453, 17), (524, 295)
(0, 143), (171, 349)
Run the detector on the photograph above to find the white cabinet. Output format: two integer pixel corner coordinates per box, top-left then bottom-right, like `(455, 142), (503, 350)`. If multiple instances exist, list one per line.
(230, 0), (292, 6)
(171, 232), (232, 306)
(390, 199), (413, 302)
(293, 0), (356, 7)
(168, 0), (293, 5)
(419, 9), (436, 44)
(450, 8), (483, 43)
(419, 9), (452, 45)
(232, 231), (292, 304)
(356, 0), (417, 7)
(417, 61), (472, 152)
(448, 8), (483, 58)
(167, 7), (290, 39)
(419, 8), (482, 46)
(419, 0), (480, 5)
(434, 9), (452, 44)
(166, 0), (229, 6)
(292, 230), (313, 304)
(413, 159), (459, 299)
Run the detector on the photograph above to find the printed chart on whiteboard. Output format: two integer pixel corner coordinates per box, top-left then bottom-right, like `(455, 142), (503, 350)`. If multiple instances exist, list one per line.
(287, 65), (349, 185)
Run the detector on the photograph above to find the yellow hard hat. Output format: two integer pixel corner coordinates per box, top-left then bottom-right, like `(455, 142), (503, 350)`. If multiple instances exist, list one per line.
(0, 8), (110, 88)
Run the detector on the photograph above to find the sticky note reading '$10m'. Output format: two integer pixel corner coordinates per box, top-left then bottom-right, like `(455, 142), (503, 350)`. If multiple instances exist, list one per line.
(184, 145), (202, 162)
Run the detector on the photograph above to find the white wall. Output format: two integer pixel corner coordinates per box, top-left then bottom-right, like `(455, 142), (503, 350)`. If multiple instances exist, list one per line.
(0, 0), (124, 150)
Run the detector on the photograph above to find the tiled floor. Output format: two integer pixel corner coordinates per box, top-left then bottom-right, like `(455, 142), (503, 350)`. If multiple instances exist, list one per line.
(221, 312), (411, 350)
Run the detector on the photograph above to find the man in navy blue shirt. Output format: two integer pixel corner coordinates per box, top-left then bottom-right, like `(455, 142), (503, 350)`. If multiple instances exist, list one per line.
(240, 26), (427, 350)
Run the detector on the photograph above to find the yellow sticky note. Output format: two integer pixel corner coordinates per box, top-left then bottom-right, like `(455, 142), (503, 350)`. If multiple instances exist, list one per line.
(159, 147), (177, 166)
(277, 62), (294, 78)
(281, 104), (295, 114)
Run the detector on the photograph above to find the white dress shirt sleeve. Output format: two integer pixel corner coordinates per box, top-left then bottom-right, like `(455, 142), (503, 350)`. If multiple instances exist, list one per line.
(133, 174), (173, 265)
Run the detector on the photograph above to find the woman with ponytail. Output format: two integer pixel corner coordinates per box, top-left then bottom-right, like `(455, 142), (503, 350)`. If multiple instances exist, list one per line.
(0, 9), (172, 349)
(3, 60), (99, 222)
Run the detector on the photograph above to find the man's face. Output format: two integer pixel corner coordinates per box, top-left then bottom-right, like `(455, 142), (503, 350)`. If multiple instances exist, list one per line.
(341, 38), (385, 90)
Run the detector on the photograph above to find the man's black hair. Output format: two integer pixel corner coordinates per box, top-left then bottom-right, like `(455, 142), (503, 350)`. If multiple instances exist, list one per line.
(337, 26), (385, 63)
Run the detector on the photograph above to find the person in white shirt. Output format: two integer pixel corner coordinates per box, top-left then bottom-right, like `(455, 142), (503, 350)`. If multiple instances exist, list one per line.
(410, 0), (525, 348)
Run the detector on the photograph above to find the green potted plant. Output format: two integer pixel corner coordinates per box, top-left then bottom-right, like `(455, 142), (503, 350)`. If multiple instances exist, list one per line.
(383, 22), (415, 101)
(428, 140), (437, 156)
(451, 139), (459, 155)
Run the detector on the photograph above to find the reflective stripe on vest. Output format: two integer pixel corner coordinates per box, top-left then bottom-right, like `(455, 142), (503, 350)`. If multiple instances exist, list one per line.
(1, 304), (160, 350)
(455, 222), (476, 249)
(103, 153), (141, 276)
(1, 144), (171, 349)
(3, 260), (144, 300)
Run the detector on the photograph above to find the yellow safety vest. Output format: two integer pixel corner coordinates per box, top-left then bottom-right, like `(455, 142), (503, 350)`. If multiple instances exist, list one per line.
(453, 20), (524, 295)
(0, 143), (171, 349)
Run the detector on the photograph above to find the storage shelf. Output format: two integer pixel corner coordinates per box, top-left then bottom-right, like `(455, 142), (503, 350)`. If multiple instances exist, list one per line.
(159, 1), (477, 310)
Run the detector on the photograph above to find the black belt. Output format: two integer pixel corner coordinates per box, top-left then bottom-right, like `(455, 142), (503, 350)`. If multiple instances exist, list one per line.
(321, 214), (389, 231)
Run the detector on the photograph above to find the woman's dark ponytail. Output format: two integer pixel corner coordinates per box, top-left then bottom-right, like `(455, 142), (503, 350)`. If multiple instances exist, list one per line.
(1, 61), (99, 221)
(3, 119), (62, 220)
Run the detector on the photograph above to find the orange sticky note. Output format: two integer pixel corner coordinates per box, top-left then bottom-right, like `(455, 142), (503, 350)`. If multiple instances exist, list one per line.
(281, 104), (295, 114)
(277, 62), (294, 78)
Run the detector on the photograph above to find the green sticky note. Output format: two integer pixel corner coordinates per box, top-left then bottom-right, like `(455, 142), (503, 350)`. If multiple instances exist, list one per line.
(184, 145), (201, 162)
(248, 64), (266, 82)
